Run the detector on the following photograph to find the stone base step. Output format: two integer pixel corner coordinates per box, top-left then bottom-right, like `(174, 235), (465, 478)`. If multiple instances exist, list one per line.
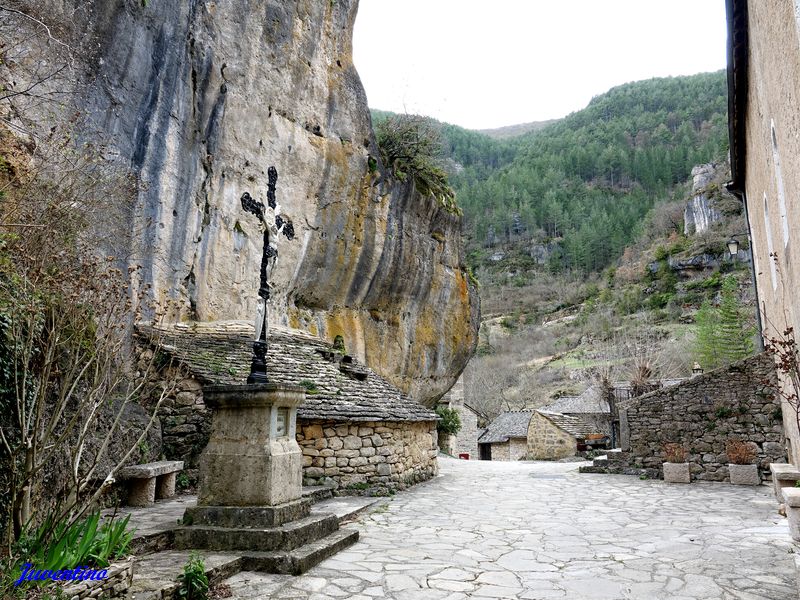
(243, 527), (360, 575)
(174, 513), (339, 553)
(130, 550), (241, 600)
(130, 528), (359, 598)
(312, 496), (381, 524)
(302, 484), (335, 503)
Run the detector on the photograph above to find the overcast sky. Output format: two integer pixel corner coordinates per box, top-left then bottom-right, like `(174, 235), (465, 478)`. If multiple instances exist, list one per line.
(353, 1), (728, 130)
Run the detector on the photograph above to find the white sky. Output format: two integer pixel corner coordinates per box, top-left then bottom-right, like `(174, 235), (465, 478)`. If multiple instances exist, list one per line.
(353, 0), (728, 130)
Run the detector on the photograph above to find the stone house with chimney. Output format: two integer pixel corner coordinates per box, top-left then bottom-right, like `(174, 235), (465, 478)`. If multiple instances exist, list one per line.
(727, 0), (800, 465)
(138, 322), (438, 493)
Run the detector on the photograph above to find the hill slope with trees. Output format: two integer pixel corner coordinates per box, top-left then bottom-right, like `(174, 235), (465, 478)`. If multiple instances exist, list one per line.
(376, 70), (728, 274)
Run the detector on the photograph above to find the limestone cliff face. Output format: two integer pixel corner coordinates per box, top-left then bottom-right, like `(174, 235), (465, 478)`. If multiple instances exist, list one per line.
(684, 164), (723, 235)
(15, 0), (479, 403)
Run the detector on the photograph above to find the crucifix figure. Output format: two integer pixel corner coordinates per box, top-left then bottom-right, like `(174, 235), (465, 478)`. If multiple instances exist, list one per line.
(240, 166), (295, 383)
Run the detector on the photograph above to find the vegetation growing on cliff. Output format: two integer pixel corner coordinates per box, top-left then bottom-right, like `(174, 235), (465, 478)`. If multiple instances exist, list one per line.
(373, 113), (460, 215)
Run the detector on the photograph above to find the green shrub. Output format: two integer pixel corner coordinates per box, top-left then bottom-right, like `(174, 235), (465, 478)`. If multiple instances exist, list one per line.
(8, 511), (134, 590)
(435, 406), (462, 436)
(375, 114), (460, 215)
(177, 552), (209, 600)
(653, 246), (669, 261)
(499, 317), (516, 330)
(298, 379), (319, 394)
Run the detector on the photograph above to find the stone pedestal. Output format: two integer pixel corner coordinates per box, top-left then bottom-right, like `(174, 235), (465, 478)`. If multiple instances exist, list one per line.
(783, 488), (800, 541)
(196, 384), (305, 508)
(176, 382), (359, 572)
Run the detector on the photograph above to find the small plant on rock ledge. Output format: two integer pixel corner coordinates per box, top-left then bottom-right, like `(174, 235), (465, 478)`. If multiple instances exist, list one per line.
(662, 442), (687, 463)
(177, 551), (209, 600)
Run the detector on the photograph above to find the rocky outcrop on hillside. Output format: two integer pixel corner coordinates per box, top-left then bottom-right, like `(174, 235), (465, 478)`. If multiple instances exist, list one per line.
(1, 0), (479, 403)
(684, 163), (724, 235)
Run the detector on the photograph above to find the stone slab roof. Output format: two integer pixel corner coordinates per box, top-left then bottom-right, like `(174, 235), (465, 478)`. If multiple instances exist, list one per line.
(138, 321), (436, 423)
(542, 385), (609, 414)
(478, 411), (533, 444)
(536, 411), (602, 439)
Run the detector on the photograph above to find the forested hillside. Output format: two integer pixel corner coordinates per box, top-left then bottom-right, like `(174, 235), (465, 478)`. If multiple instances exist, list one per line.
(376, 71), (728, 274)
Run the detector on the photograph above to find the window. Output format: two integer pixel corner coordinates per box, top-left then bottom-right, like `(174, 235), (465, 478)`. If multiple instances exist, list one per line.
(764, 193), (778, 290)
(771, 120), (790, 247)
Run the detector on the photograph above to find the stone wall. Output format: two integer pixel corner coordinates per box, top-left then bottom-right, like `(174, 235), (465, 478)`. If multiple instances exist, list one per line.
(157, 374), (210, 482)
(62, 558), (134, 600)
(621, 353), (785, 481)
(156, 373), (438, 491)
(297, 420), (438, 492)
(735, 0), (800, 469)
(488, 438), (528, 462)
(455, 405), (480, 459)
(527, 413), (577, 460)
(490, 442), (509, 461)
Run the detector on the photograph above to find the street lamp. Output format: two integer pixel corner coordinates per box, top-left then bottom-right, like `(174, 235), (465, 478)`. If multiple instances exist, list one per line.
(692, 362), (704, 376)
(727, 237), (740, 258)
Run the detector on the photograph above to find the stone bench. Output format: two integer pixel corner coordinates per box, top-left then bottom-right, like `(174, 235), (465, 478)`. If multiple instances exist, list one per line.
(782, 488), (800, 541)
(770, 463), (800, 500)
(118, 460), (184, 507)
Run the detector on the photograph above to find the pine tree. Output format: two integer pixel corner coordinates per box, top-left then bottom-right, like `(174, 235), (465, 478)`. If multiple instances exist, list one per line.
(694, 300), (721, 370)
(693, 276), (755, 370)
(717, 276), (755, 364)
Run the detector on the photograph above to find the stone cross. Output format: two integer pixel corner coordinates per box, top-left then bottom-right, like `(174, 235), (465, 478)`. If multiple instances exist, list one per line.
(240, 166), (295, 383)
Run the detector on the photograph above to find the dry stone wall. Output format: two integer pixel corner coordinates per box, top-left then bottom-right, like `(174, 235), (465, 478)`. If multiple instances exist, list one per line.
(297, 420), (438, 492)
(489, 438), (528, 461)
(527, 413), (577, 460)
(455, 406), (480, 459)
(622, 353), (785, 481)
(157, 376), (439, 492)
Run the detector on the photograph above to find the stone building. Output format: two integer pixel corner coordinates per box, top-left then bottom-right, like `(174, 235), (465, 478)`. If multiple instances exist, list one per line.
(478, 411), (532, 461)
(437, 375), (482, 459)
(139, 322), (438, 493)
(727, 0), (800, 467)
(542, 387), (612, 439)
(527, 411), (603, 460)
(617, 353), (784, 481)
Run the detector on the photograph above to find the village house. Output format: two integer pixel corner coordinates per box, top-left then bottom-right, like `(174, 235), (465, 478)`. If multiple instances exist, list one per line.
(478, 409), (605, 461)
(138, 322), (438, 493)
(478, 411), (532, 461)
(726, 0), (800, 466)
(437, 375), (482, 459)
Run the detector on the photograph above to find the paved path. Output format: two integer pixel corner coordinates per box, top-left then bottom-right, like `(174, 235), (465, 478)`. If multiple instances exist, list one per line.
(222, 458), (798, 599)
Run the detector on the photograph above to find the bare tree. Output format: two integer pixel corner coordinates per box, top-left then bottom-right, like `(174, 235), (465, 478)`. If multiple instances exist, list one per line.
(0, 74), (173, 548)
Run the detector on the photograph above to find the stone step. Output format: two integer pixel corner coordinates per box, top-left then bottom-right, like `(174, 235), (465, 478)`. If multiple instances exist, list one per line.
(130, 550), (241, 600)
(312, 496), (381, 523)
(302, 484), (335, 503)
(129, 528), (359, 598)
(242, 527), (360, 575)
(173, 512), (340, 553)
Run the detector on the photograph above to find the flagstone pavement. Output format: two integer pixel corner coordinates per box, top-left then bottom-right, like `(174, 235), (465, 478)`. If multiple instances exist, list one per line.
(221, 457), (798, 599)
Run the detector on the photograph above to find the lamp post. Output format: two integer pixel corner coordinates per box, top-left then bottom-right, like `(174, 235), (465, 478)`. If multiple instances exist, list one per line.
(727, 237), (740, 261)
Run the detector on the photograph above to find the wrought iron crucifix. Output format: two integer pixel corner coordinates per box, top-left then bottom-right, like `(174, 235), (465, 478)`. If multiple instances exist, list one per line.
(240, 166), (295, 383)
